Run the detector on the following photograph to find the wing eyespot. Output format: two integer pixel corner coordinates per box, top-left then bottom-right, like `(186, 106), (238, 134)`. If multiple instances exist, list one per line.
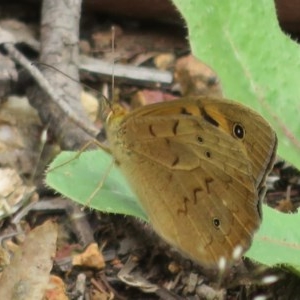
(213, 217), (221, 229)
(205, 151), (211, 158)
(197, 136), (203, 143)
(233, 123), (245, 140)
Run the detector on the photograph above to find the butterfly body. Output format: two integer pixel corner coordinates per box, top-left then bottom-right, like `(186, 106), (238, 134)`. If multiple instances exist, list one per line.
(106, 96), (277, 268)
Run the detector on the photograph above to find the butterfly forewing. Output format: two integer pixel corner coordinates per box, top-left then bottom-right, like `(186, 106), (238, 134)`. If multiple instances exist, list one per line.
(201, 98), (277, 189)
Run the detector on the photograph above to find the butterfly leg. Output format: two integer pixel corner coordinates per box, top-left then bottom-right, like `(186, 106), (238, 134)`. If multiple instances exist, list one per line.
(47, 139), (111, 172)
(84, 158), (115, 207)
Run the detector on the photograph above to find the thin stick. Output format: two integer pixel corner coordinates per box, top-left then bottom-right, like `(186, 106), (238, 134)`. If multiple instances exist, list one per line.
(3, 43), (98, 137)
(111, 26), (115, 104)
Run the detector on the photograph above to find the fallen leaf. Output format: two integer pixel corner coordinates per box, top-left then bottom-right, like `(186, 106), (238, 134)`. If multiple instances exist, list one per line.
(72, 243), (105, 270)
(0, 221), (58, 300)
(44, 275), (68, 300)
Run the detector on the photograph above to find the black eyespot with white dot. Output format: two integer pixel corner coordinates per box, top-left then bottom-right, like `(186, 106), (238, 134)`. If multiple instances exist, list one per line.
(233, 123), (245, 140)
(213, 218), (221, 229)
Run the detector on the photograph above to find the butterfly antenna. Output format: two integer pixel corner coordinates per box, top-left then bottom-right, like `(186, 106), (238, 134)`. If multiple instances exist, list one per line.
(111, 25), (116, 106)
(32, 62), (110, 105)
(29, 125), (48, 183)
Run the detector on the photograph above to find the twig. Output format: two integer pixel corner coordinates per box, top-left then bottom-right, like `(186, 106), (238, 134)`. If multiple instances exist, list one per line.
(3, 43), (98, 137)
(80, 55), (173, 88)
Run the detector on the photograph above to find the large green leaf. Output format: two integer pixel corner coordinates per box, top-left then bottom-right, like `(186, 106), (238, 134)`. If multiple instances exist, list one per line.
(247, 205), (300, 274)
(172, 0), (300, 169)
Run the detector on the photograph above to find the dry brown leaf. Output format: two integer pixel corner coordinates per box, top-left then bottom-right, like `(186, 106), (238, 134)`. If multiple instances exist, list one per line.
(90, 288), (114, 300)
(131, 89), (176, 108)
(0, 221), (58, 300)
(0, 19), (39, 50)
(72, 243), (105, 270)
(81, 90), (99, 122)
(275, 186), (298, 213)
(44, 275), (68, 300)
(0, 168), (35, 219)
(0, 96), (43, 175)
(174, 54), (222, 97)
(153, 53), (175, 70)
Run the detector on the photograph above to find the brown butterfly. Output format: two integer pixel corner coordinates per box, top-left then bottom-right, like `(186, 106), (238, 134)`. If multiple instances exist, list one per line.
(105, 96), (277, 268)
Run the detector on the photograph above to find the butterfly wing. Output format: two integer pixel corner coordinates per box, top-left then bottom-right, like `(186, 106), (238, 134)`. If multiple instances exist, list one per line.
(106, 97), (276, 267)
(123, 96), (277, 207)
(197, 97), (277, 190)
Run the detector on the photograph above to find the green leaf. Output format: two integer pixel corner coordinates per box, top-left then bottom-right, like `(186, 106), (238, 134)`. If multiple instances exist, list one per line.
(172, 0), (300, 170)
(247, 205), (300, 274)
(46, 150), (148, 222)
